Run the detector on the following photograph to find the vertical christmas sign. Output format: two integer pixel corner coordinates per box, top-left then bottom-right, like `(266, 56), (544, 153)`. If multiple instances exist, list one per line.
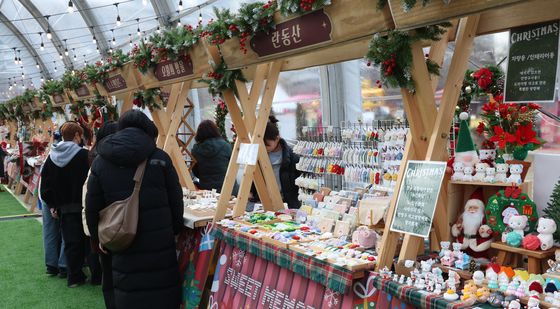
(390, 161), (446, 238)
(505, 20), (560, 103)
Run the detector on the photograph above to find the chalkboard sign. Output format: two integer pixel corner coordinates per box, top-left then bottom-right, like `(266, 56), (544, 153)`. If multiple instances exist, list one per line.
(504, 20), (559, 103)
(389, 160), (446, 238)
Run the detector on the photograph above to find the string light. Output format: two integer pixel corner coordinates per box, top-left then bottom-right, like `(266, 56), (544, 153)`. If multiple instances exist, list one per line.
(59, 53), (63, 59)
(156, 25), (161, 33)
(40, 75), (44, 83)
(83, 55), (87, 65)
(39, 32), (44, 51)
(91, 27), (96, 44)
(64, 39), (69, 56)
(177, 19), (181, 27)
(73, 48), (77, 60)
(96, 46), (100, 54)
(136, 18), (141, 36)
(178, 0), (183, 11)
(115, 3), (121, 27)
(129, 34), (132, 46)
(53, 61), (57, 72)
(17, 50), (22, 65)
(111, 29), (116, 45)
(46, 16), (52, 40)
(67, 1), (74, 13)
(21, 67), (25, 78)
(109, 47), (113, 53)
(13, 48), (17, 65)
(199, 11), (203, 23)
(36, 59), (40, 69)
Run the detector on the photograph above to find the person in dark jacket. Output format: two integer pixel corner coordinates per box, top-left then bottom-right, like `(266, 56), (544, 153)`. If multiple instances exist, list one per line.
(40, 122), (90, 287)
(192, 120), (237, 194)
(86, 121), (118, 309)
(86, 110), (183, 309)
(252, 116), (301, 209)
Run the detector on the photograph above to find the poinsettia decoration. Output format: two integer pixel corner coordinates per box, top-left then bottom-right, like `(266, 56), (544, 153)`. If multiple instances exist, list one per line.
(477, 96), (544, 160)
(366, 23), (451, 91)
(199, 59), (246, 97)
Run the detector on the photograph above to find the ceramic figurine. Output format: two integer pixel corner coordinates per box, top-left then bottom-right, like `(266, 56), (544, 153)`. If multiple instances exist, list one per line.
(473, 163), (488, 182)
(527, 293), (540, 308)
(495, 163), (509, 183)
(434, 283), (443, 295)
(473, 270), (485, 286)
(487, 270), (499, 290)
(452, 242), (463, 260)
(484, 167), (496, 183)
(439, 241), (451, 257)
(398, 275), (405, 284)
(452, 162), (465, 181)
(507, 164), (523, 184)
(443, 289), (459, 301)
(463, 166), (474, 182)
(499, 272), (510, 292)
(406, 277), (413, 286)
(441, 250), (454, 267)
(506, 279), (520, 296)
(476, 286), (491, 302)
(508, 299), (521, 309)
(537, 218), (557, 251)
(508, 215), (528, 238)
(515, 281), (527, 298)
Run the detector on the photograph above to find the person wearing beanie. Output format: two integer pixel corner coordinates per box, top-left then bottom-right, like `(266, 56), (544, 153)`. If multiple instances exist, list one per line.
(40, 121), (90, 287)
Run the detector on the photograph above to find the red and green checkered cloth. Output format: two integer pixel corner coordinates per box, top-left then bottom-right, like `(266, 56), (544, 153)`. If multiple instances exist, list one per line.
(371, 273), (494, 309)
(213, 225), (356, 294)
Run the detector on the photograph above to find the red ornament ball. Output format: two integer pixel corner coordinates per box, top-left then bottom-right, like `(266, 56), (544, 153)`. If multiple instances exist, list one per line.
(522, 234), (541, 250)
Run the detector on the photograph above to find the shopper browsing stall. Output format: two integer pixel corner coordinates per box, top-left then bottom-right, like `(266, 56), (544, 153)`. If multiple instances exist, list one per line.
(86, 110), (183, 309)
(40, 122), (90, 287)
(192, 119), (237, 194)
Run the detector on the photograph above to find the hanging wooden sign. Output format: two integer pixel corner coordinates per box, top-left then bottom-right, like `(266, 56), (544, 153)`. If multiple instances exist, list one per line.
(251, 9), (332, 57)
(49, 93), (70, 107)
(103, 75), (127, 93)
(504, 20), (560, 103)
(75, 85), (91, 97)
(154, 57), (194, 81)
(389, 161), (446, 238)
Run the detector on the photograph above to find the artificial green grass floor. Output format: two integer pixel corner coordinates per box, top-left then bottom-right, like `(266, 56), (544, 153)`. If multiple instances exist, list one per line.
(0, 193), (104, 309)
(0, 186), (30, 217)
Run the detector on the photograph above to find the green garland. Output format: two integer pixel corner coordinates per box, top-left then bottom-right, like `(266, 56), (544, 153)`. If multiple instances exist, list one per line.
(458, 65), (504, 112)
(133, 88), (166, 111)
(83, 63), (108, 85)
(69, 100), (88, 120)
(199, 60), (246, 97)
(377, 0), (441, 12)
(278, 0), (332, 15)
(365, 23), (451, 92)
(42, 79), (65, 96)
(61, 70), (85, 91)
(214, 97), (229, 139)
(202, 7), (237, 46)
(84, 49), (130, 85)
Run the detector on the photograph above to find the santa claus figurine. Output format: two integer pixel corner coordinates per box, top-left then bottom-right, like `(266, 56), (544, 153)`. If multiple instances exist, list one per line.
(451, 188), (493, 259)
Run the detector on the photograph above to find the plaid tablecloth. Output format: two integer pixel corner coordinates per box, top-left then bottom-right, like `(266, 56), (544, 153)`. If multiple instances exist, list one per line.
(213, 226), (356, 294)
(371, 274), (494, 309)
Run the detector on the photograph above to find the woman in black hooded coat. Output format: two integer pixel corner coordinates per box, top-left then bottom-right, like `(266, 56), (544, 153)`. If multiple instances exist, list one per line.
(86, 110), (183, 309)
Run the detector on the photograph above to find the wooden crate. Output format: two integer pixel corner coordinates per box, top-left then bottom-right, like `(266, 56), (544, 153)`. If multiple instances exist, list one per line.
(97, 62), (139, 96)
(388, 0), (525, 30)
(67, 83), (97, 101)
(136, 44), (210, 89)
(218, 0), (393, 69)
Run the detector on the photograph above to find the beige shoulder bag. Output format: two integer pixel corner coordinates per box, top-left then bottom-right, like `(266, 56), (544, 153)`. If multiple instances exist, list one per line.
(98, 160), (147, 252)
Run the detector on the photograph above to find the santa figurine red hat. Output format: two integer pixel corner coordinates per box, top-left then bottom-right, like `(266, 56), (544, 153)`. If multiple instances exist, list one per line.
(452, 188), (493, 259)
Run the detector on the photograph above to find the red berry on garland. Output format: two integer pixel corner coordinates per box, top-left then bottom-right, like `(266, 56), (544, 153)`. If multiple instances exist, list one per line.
(367, 256), (375, 261)
(521, 196), (526, 200)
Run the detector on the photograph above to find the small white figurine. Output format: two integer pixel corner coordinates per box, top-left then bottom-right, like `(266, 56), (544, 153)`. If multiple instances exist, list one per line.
(508, 300), (522, 309)
(508, 215), (528, 238)
(473, 163), (487, 182)
(452, 162), (465, 181)
(507, 164), (524, 184)
(484, 167), (496, 183)
(527, 293), (541, 308)
(452, 242), (463, 260)
(495, 163), (509, 183)
(439, 241), (451, 257)
(406, 277), (413, 286)
(398, 275), (406, 284)
(537, 217), (557, 251)
(434, 283), (442, 295)
(472, 270), (485, 286)
(463, 166), (474, 182)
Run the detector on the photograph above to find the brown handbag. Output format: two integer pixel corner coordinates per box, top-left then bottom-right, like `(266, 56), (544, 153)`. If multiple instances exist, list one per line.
(98, 160), (147, 252)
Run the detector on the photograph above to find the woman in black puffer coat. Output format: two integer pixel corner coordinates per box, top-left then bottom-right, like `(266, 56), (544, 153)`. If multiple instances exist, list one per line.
(86, 110), (183, 309)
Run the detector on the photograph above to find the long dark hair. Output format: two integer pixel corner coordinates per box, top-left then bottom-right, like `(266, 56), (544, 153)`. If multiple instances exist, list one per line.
(195, 120), (222, 143)
(264, 115), (280, 141)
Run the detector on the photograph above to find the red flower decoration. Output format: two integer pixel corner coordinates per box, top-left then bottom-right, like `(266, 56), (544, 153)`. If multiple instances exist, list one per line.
(476, 122), (486, 134)
(528, 103), (541, 110)
(489, 126), (516, 149)
(473, 68), (493, 90)
(482, 101), (498, 113)
(515, 124), (540, 146)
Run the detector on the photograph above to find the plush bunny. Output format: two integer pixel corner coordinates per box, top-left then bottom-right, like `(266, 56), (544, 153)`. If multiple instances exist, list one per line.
(508, 215), (528, 238)
(495, 163), (509, 183)
(452, 162), (465, 181)
(507, 164), (523, 184)
(351, 226), (377, 249)
(484, 167), (496, 183)
(473, 163), (488, 182)
(463, 166), (474, 182)
(537, 218), (557, 251)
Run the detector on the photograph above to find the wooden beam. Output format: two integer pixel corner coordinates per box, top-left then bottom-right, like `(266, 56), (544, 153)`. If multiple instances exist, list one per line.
(120, 92), (134, 115)
(428, 27), (451, 92)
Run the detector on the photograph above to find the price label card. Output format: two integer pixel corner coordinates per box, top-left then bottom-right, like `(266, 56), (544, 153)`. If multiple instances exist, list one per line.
(237, 143), (259, 165)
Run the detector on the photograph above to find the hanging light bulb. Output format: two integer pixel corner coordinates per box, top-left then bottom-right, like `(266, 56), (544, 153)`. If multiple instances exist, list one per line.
(109, 47), (113, 54)
(156, 25), (161, 34)
(115, 4), (121, 27)
(13, 48), (17, 65)
(111, 29), (116, 45)
(41, 76), (44, 82)
(177, 19), (182, 27)
(64, 39), (69, 56)
(91, 27), (96, 44)
(73, 48), (77, 60)
(178, 0), (183, 11)
(83, 55), (87, 65)
(96, 46), (100, 54)
(129, 34), (132, 47)
(67, 1), (74, 13)
(59, 53), (63, 60)
(17, 50), (22, 65)
(21, 72), (25, 79)
(38, 32), (45, 51)
(54, 66), (57, 72)
(142, 0), (147, 6)
(46, 16), (52, 40)
(36, 61), (40, 69)
(199, 12), (203, 23)
(136, 18), (141, 37)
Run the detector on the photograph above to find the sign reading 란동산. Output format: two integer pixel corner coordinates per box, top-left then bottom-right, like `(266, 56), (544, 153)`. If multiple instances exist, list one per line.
(505, 20), (559, 103)
(390, 161), (446, 238)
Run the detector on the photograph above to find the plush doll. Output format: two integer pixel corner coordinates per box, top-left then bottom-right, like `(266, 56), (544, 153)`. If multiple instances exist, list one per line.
(473, 270), (485, 286)
(507, 164), (523, 184)
(527, 293), (540, 308)
(484, 167), (496, 183)
(537, 218), (557, 250)
(439, 241), (451, 257)
(452, 162), (465, 181)
(473, 163), (488, 182)
(479, 144), (496, 167)
(351, 226), (377, 249)
(495, 163), (509, 183)
(463, 166), (474, 182)
(452, 189), (492, 258)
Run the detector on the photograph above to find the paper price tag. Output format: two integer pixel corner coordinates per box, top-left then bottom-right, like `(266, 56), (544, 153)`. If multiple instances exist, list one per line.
(237, 143), (259, 165)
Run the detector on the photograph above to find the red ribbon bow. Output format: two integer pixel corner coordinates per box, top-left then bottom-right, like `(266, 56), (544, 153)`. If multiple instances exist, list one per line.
(504, 186), (522, 199)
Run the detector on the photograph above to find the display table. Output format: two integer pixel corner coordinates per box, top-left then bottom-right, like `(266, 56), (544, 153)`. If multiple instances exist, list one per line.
(183, 207), (232, 229)
(492, 241), (555, 274)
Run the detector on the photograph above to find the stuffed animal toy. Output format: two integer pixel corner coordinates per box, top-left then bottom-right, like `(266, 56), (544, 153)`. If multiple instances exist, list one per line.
(495, 163), (509, 183)
(463, 166), (474, 182)
(507, 164), (523, 184)
(473, 163), (487, 182)
(484, 167), (496, 183)
(508, 215), (528, 238)
(452, 162), (465, 181)
(537, 218), (557, 251)
(352, 226), (377, 249)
